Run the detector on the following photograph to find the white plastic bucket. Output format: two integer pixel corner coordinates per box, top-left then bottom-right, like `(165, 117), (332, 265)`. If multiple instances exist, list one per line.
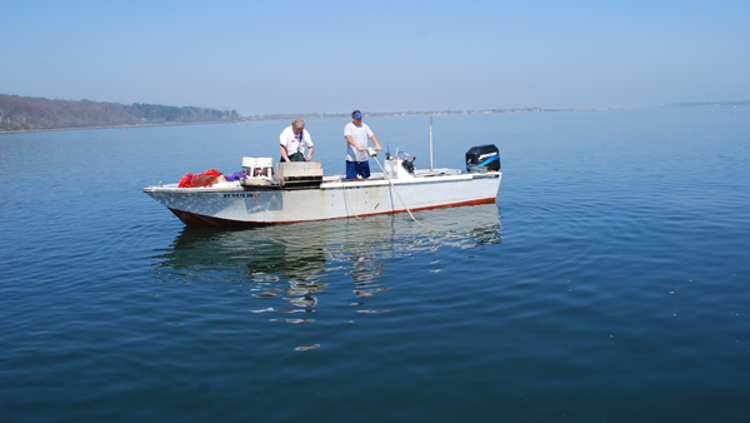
(254, 157), (274, 178)
(242, 157), (255, 167)
(242, 157), (255, 177)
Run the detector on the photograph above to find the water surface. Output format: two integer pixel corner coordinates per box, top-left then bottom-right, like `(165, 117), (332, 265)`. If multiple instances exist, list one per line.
(1, 106), (749, 422)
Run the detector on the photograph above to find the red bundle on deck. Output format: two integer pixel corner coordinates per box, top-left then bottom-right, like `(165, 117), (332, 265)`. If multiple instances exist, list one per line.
(203, 168), (222, 178)
(178, 169), (223, 188)
(178, 172), (195, 188)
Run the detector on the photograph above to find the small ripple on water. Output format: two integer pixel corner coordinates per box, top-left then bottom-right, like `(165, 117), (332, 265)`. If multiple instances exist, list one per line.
(281, 318), (315, 325)
(294, 344), (320, 351)
(278, 309), (309, 314)
(353, 287), (390, 297)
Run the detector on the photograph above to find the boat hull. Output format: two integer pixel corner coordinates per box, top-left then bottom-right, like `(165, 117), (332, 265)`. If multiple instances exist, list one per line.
(144, 171), (501, 226)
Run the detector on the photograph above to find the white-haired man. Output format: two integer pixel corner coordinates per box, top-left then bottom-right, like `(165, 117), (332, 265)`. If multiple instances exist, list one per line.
(280, 118), (314, 162)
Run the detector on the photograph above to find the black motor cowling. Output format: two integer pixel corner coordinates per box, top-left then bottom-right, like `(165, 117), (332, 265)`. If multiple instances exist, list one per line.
(465, 144), (500, 173)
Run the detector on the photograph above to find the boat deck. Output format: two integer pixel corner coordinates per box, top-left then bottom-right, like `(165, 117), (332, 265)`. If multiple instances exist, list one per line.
(147, 168), (482, 193)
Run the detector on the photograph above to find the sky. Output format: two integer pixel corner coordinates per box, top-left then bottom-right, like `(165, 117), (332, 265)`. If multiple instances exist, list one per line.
(1, 0), (748, 115)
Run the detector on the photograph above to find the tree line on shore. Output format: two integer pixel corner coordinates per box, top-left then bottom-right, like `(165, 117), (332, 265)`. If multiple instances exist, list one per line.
(5, 93), (744, 133)
(0, 94), (242, 132)
(0, 93), (565, 132)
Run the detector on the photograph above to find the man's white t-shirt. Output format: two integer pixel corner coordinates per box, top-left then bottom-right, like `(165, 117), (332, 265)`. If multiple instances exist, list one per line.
(279, 126), (313, 156)
(344, 122), (374, 162)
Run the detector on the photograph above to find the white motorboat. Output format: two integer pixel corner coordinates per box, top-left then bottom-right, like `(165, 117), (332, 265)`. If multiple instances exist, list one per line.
(143, 145), (502, 226)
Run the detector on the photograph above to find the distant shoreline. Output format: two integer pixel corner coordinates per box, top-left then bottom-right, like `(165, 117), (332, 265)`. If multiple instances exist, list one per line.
(2, 99), (746, 135)
(0, 107), (619, 135)
(0, 120), (232, 135)
(0, 94), (242, 134)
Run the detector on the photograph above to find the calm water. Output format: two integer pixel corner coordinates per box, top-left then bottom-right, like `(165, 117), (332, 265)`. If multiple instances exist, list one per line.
(1, 106), (749, 422)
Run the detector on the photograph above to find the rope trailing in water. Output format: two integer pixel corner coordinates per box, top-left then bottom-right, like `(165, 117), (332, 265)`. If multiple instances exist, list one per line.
(372, 157), (418, 223)
(341, 181), (361, 220)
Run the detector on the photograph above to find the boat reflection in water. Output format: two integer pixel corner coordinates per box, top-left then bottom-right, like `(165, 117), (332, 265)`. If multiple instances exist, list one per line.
(151, 203), (503, 324)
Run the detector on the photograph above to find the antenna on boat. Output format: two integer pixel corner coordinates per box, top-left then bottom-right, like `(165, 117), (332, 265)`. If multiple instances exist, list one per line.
(429, 116), (434, 171)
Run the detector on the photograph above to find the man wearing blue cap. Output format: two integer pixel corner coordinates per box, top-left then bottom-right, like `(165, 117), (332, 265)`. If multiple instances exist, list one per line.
(344, 110), (381, 180)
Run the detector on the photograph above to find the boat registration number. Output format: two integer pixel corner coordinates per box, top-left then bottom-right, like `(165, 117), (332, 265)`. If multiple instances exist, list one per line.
(224, 193), (260, 198)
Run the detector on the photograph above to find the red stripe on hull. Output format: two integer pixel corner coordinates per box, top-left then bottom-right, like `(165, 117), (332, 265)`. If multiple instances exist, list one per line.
(169, 197), (496, 227)
(168, 208), (267, 227)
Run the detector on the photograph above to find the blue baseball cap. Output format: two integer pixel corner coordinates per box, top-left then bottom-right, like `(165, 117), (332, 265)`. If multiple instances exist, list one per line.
(352, 111), (362, 119)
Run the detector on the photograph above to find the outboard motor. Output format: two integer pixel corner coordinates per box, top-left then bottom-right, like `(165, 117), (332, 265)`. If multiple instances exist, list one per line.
(465, 144), (500, 173)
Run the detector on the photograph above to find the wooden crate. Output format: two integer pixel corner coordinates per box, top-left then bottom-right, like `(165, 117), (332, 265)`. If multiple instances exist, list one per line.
(276, 162), (323, 187)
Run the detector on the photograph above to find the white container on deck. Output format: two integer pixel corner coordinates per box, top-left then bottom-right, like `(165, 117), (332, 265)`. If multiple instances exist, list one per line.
(242, 157), (255, 177)
(254, 157), (274, 178)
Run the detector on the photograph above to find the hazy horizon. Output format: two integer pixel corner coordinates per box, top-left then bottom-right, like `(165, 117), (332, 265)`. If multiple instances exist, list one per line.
(2, 1), (748, 116)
